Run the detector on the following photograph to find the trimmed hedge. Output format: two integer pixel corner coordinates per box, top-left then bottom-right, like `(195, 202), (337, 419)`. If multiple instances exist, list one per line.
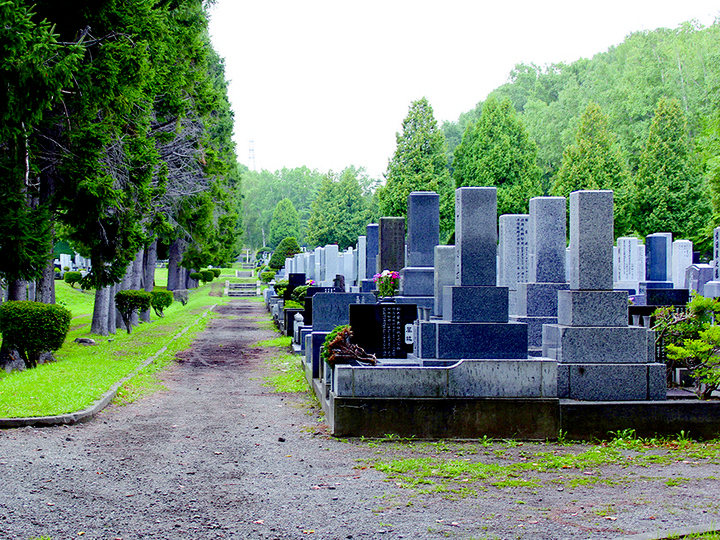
(150, 290), (173, 317)
(273, 279), (289, 297)
(209, 268), (222, 278)
(189, 272), (203, 285)
(291, 285), (310, 304)
(260, 270), (274, 283)
(115, 290), (152, 334)
(268, 237), (301, 270)
(0, 301), (72, 369)
(63, 271), (82, 288)
(200, 270), (215, 283)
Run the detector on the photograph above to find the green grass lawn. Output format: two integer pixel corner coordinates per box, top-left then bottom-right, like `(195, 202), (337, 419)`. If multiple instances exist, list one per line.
(0, 273), (233, 419)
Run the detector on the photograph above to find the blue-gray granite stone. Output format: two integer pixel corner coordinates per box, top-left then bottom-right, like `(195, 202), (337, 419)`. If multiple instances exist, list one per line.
(515, 282), (569, 317)
(406, 191), (439, 267)
(645, 233), (670, 282)
(443, 286), (509, 323)
(569, 190), (614, 290)
(455, 187), (497, 287)
(399, 267), (434, 296)
(435, 320), (527, 359)
(311, 292), (376, 332)
(557, 290), (629, 327)
(378, 217), (405, 273)
(366, 223), (379, 277)
(529, 197), (567, 283)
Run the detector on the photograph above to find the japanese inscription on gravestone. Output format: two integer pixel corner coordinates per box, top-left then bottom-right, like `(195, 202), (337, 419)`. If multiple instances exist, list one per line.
(349, 303), (416, 358)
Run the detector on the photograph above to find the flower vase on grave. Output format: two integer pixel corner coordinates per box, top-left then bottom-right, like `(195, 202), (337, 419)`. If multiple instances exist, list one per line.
(373, 270), (399, 303)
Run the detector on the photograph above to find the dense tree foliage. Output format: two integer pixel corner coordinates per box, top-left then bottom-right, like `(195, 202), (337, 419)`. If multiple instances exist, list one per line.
(444, 19), (720, 242)
(241, 166), (325, 249)
(269, 198), (302, 249)
(378, 98), (453, 237)
(0, 1), (239, 335)
(305, 168), (369, 249)
(268, 237), (301, 270)
(453, 96), (542, 215)
(631, 98), (711, 246)
(551, 102), (633, 236)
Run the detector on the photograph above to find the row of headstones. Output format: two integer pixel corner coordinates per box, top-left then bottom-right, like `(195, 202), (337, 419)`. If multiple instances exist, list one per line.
(284, 188), (665, 401)
(278, 199), (708, 317)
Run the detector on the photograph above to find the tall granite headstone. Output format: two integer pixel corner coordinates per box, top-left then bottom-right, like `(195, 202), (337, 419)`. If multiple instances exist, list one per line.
(512, 197), (569, 352)
(399, 191), (439, 298)
(414, 187), (527, 360)
(542, 190), (665, 401)
(378, 217), (405, 273)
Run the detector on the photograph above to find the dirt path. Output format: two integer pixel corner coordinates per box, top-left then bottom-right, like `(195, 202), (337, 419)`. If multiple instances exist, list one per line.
(1, 299), (720, 540)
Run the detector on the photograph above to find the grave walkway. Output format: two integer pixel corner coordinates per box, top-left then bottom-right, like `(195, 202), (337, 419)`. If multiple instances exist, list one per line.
(1, 298), (719, 539)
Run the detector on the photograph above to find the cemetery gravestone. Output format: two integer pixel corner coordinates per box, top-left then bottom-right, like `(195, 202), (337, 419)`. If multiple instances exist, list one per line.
(378, 217), (405, 273)
(349, 303), (417, 359)
(542, 190), (665, 401)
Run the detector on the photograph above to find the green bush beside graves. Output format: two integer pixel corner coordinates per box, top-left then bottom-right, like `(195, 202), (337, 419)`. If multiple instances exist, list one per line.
(63, 271), (82, 288)
(115, 290), (152, 334)
(0, 301), (72, 369)
(150, 290), (174, 317)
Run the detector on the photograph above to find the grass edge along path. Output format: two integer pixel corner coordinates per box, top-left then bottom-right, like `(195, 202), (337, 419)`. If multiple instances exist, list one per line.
(0, 302), (218, 429)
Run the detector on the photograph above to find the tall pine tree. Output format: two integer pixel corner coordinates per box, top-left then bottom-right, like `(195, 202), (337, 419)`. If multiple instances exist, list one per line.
(551, 101), (632, 237)
(453, 96), (542, 216)
(631, 97), (711, 245)
(378, 98), (453, 237)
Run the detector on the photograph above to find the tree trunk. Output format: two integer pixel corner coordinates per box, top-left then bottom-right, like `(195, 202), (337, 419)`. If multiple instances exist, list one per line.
(37, 257), (56, 304)
(91, 286), (110, 336)
(27, 281), (36, 301)
(167, 238), (187, 291)
(108, 283), (118, 335)
(8, 281), (26, 301)
(140, 240), (157, 323)
(130, 250), (143, 327)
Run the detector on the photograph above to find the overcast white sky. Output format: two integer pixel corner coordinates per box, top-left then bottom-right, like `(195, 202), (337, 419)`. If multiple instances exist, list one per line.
(208, 1), (719, 179)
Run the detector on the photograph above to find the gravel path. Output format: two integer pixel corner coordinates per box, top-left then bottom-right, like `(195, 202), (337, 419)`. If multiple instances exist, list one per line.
(2, 298), (720, 540)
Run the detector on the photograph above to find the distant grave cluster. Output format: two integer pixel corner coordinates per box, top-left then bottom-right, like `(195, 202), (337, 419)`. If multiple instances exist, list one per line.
(263, 188), (720, 439)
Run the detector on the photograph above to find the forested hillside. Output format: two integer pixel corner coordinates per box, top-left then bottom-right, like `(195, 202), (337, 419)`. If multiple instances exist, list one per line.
(441, 19), (719, 247)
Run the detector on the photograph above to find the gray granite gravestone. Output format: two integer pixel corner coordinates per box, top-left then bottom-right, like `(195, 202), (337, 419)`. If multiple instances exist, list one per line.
(378, 217), (405, 273)
(414, 187), (528, 359)
(705, 227), (720, 298)
(433, 245), (455, 318)
(541, 190), (665, 401)
(399, 191), (439, 303)
(498, 214), (529, 315)
(511, 197), (569, 353)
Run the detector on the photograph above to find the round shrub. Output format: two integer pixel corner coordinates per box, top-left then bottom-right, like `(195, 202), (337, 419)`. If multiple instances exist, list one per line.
(273, 279), (289, 297)
(189, 272), (203, 285)
(63, 271), (82, 288)
(260, 271), (274, 283)
(291, 285), (310, 304)
(200, 270), (215, 283)
(210, 268), (222, 278)
(115, 290), (152, 334)
(268, 237), (301, 270)
(150, 290), (173, 317)
(0, 301), (72, 369)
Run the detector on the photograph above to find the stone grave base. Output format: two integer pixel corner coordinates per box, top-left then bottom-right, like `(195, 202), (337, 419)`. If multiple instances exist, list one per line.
(317, 390), (720, 440)
(325, 394), (560, 439)
(558, 362), (666, 400)
(330, 357), (557, 398)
